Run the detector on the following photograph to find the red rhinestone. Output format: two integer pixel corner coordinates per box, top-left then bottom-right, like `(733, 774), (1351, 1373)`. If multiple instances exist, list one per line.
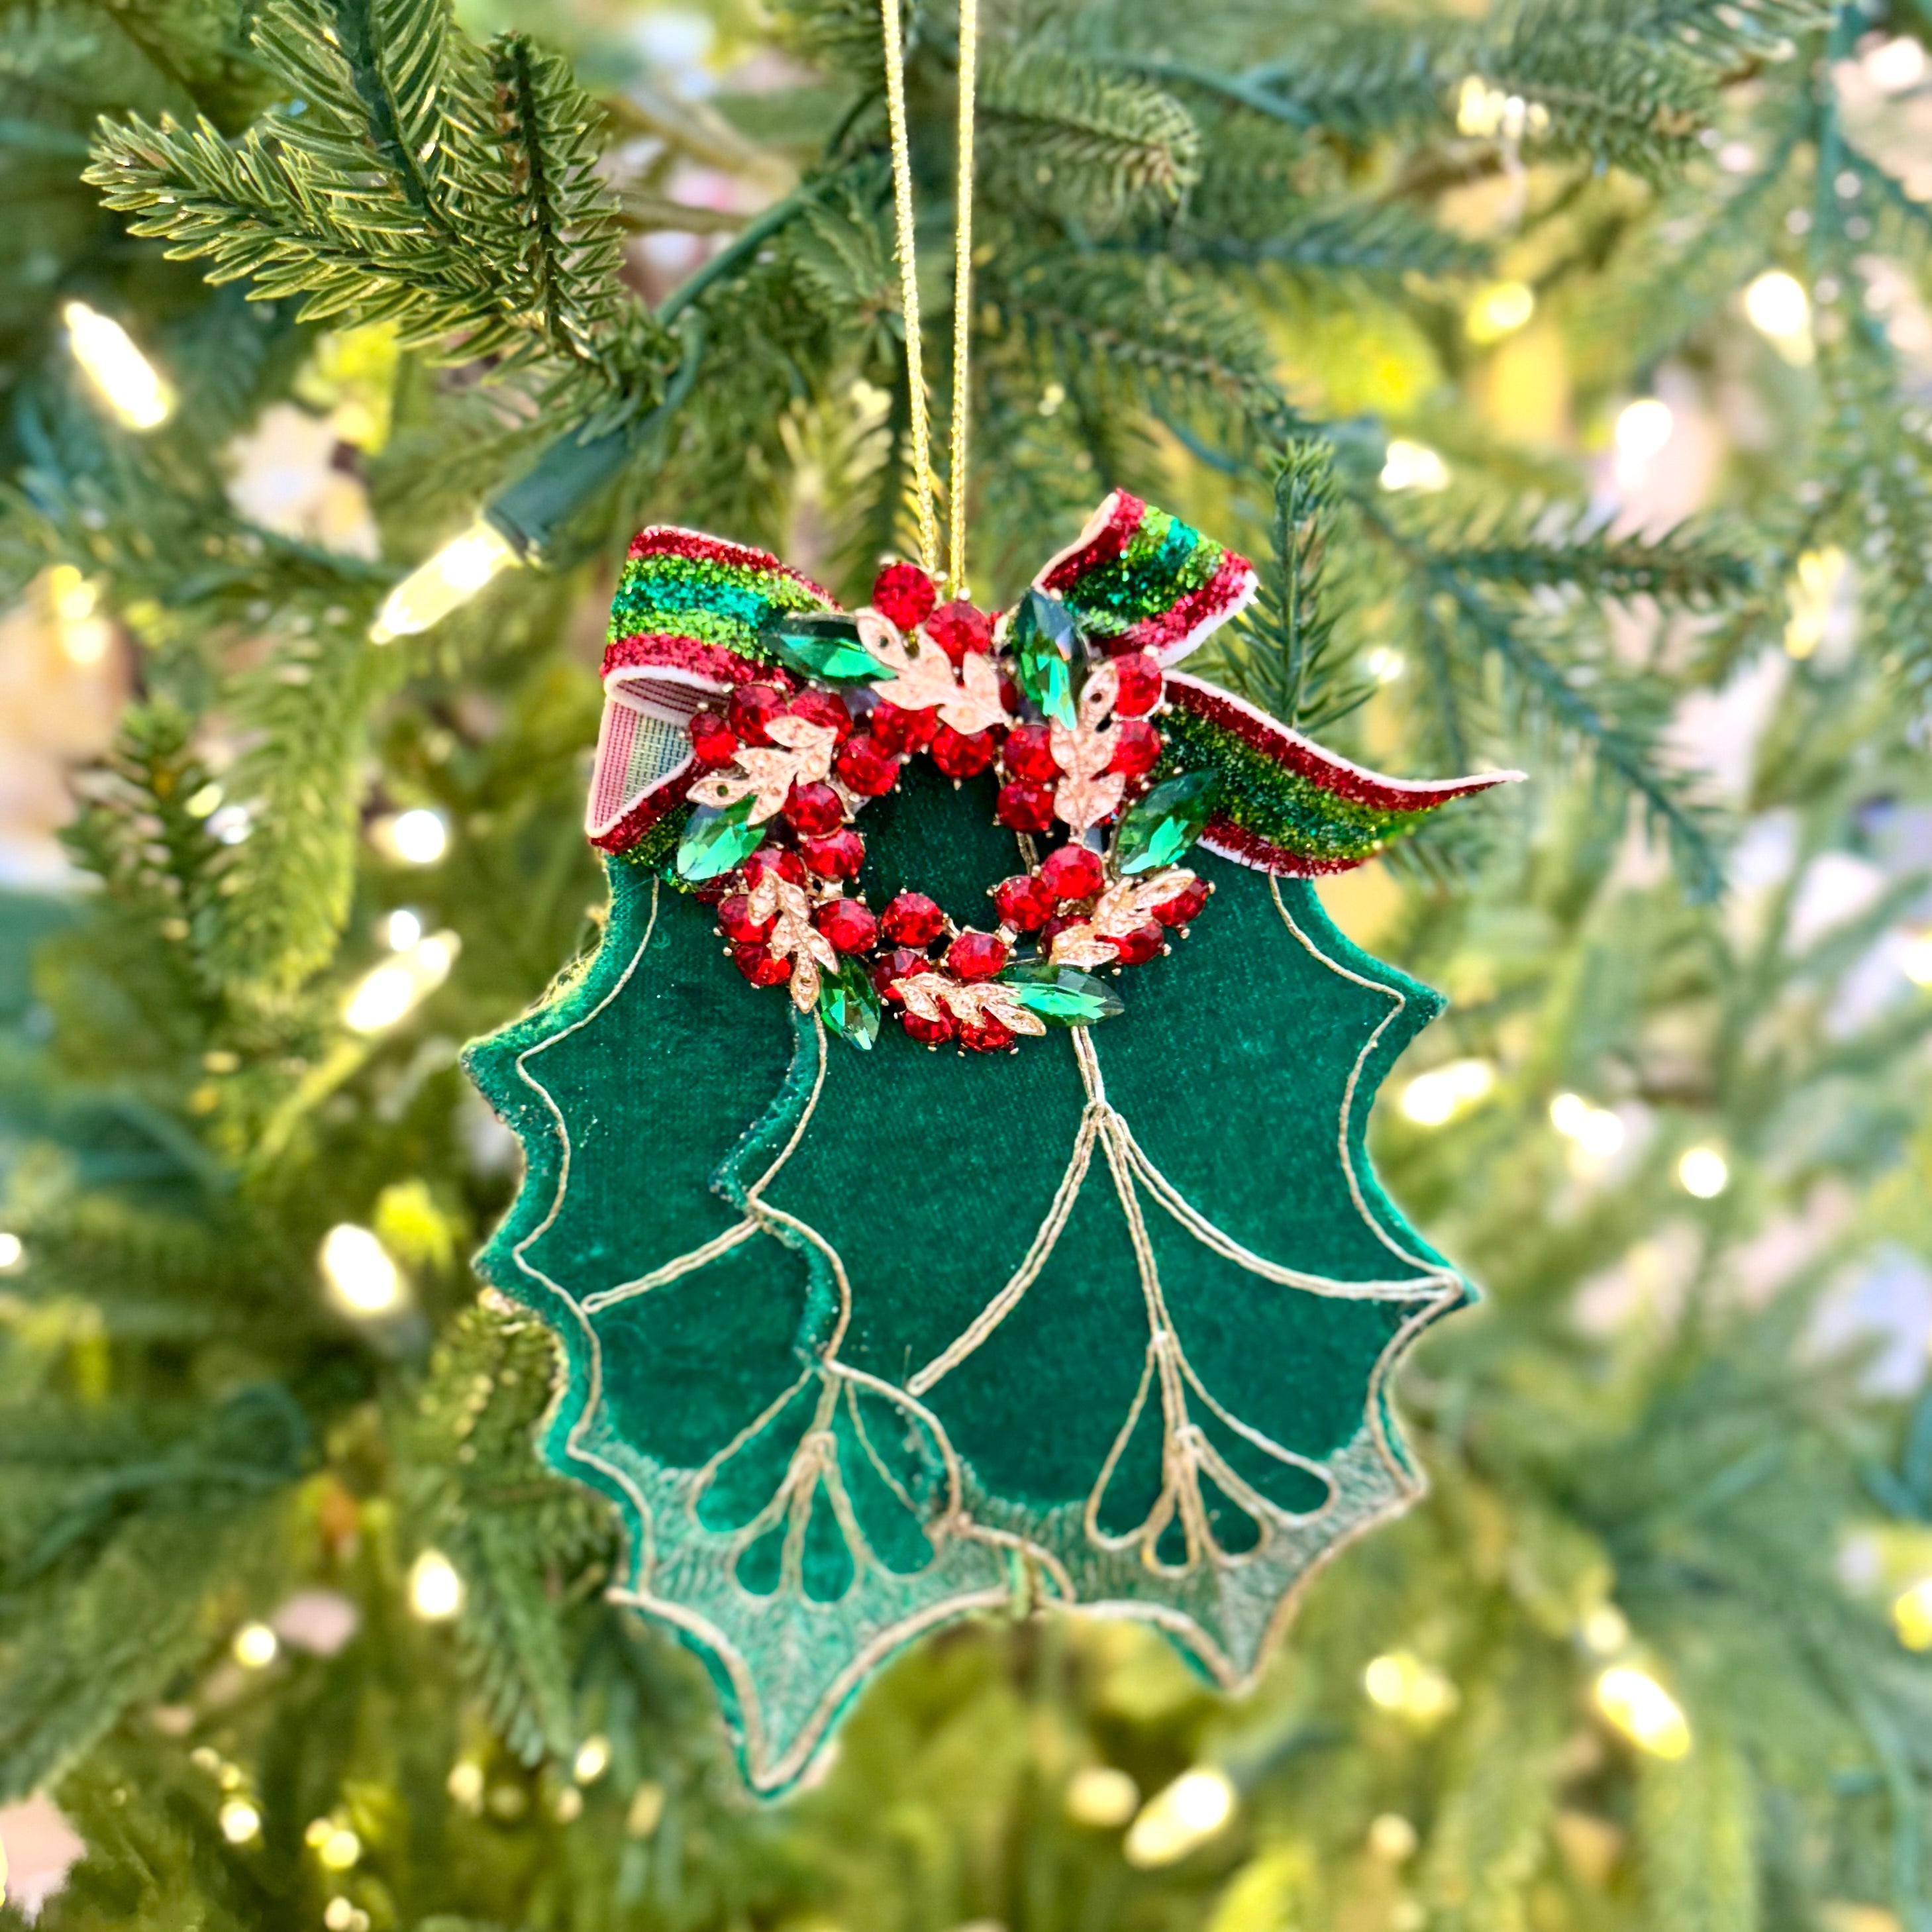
(872, 562), (938, 630)
(742, 846), (807, 889)
(733, 941), (791, 987)
(1111, 653), (1164, 717)
(717, 893), (775, 944)
(868, 701), (937, 755)
(998, 672), (1021, 715)
(1109, 719), (1163, 779)
(995, 780), (1056, 833)
(727, 684), (786, 745)
(799, 828), (866, 880)
(881, 891), (948, 946)
(691, 875), (733, 906)
(787, 688), (854, 742)
(782, 782), (844, 836)
(946, 929), (1009, 980)
(925, 598), (993, 666)
(1039, 844), (1105, 903)
(1150, 877), (1211, 927)
(901, 1009), (955, 1047)
(815, 897), (878, 954)
(835, 734), (899, 796)
(993, 874), (1056, 931)
(871, 946), (927, 997)
(931, 725), (999, 779)
(1001, 721), (1059, 783)
(1109, 920), (1166, 966)
(688, 709), (738, 768)
(957, 1015), (1015, 1054)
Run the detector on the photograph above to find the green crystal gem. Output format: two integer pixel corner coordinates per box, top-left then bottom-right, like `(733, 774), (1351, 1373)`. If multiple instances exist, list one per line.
(1113, 771), (1219, 875)
(818, 956), (881, 1050)
(999, 961), (1125, 1027)
(674, 795), (765, 883)
(759, 613), (885, 685)
(1009, 588), (1081, 727)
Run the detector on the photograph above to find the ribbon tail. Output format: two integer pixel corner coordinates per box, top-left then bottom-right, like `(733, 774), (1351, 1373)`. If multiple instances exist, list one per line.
(1035, 491), (1258, 667)
(591, 527), (842, 853)
(1161, 674), (1525, 876)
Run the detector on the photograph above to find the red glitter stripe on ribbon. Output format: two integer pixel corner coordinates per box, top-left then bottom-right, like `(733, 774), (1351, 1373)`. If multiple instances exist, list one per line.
(1164, 674), (1518, 813)
(1125, 550), (1256, 659)
(1039, 491), (1145, 593)
(590, 762), (697, 856)
(626, 525), (838, 605)
(602, 633), (799, 691)
(1197, 815), (1372, 876)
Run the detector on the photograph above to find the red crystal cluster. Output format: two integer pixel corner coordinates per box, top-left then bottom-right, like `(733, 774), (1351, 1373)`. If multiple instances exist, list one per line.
(684, 562), (1210, 1051)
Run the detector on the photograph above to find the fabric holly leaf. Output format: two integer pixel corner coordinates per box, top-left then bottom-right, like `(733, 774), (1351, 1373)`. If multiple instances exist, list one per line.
(465, 763), (1470, 1795)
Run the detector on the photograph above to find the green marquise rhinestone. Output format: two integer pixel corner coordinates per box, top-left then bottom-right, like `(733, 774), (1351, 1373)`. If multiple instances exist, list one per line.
(675, 795), (766, 882)
(818, 956), (881, 1049)
(1113, 771), (1219, 874)
(999, 961), (1125, 1027)
(1009, 588), (1082, 727)
(758, 613), (886, 685)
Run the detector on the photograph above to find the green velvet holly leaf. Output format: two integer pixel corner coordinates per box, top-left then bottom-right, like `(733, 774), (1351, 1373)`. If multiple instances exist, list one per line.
(464, 761), (1470, 1796)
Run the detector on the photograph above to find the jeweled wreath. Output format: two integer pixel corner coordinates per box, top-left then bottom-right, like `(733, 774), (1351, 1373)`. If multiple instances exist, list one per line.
(585, 489), (1512, 1054)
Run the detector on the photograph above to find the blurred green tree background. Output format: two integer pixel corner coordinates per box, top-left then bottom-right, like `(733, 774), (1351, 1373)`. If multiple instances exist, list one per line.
(5, 0), (1932, 1926)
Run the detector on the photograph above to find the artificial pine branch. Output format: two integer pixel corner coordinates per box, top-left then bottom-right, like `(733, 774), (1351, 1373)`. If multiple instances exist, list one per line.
(980, 48), (1200, 228)
(0, 1427), (299, 1799)
(1407, 505), (1762, 607)
(85, 0), (672, 405)
(1211, 440), (1372, 733)
(487, 33), (631, 357)
(198, 628), (401, 1001)
(991, 252), (1289, 438)
(1167, 199), (1489, 281)
(403, 1303), (616, 1764)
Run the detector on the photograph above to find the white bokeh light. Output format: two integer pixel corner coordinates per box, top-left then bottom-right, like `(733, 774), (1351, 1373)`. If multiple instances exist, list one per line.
(319, 1223), (403, 1317)
(408, 1549), (466, 1621)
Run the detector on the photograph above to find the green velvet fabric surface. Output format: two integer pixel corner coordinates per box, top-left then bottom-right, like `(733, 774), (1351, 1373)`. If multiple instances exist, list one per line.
(465, 761), (1470, 1794)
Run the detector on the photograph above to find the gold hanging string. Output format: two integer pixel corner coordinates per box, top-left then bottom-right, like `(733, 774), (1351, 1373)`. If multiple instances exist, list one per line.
(947, 0), (977, 595)
(878, 0), (940, 579)
(878, 0), (978, 595)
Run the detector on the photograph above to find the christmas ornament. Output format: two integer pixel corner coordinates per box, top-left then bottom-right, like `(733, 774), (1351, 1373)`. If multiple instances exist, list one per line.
(463, 0), (1520, 1796)
(463, 492), (1521, 1792)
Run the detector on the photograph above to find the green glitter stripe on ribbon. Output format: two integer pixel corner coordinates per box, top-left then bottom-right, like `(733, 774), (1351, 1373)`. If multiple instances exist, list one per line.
(1154, 706), (1411, 868)
(608, 552), (834, 656)
(1064, 503), (1227, 638)
(618, 801), (693, 877)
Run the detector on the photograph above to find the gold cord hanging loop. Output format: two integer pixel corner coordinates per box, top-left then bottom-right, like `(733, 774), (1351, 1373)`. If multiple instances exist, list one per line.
(878, 0), (940, 580)
(878, 0), (978, 595)
(947, 0), (977, 595)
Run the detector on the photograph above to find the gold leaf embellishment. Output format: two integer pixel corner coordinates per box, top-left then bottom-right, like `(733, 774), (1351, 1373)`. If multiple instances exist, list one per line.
(1092, 868), (1195, 939)
(1046, 924), (1122, 970)
(1050, 659), (1125, 831)
(893, 971), (1048, 1037)
(689, 715), (840, 825)
(746, 872), (840, 1012)
(862, 615), (1008, 737)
